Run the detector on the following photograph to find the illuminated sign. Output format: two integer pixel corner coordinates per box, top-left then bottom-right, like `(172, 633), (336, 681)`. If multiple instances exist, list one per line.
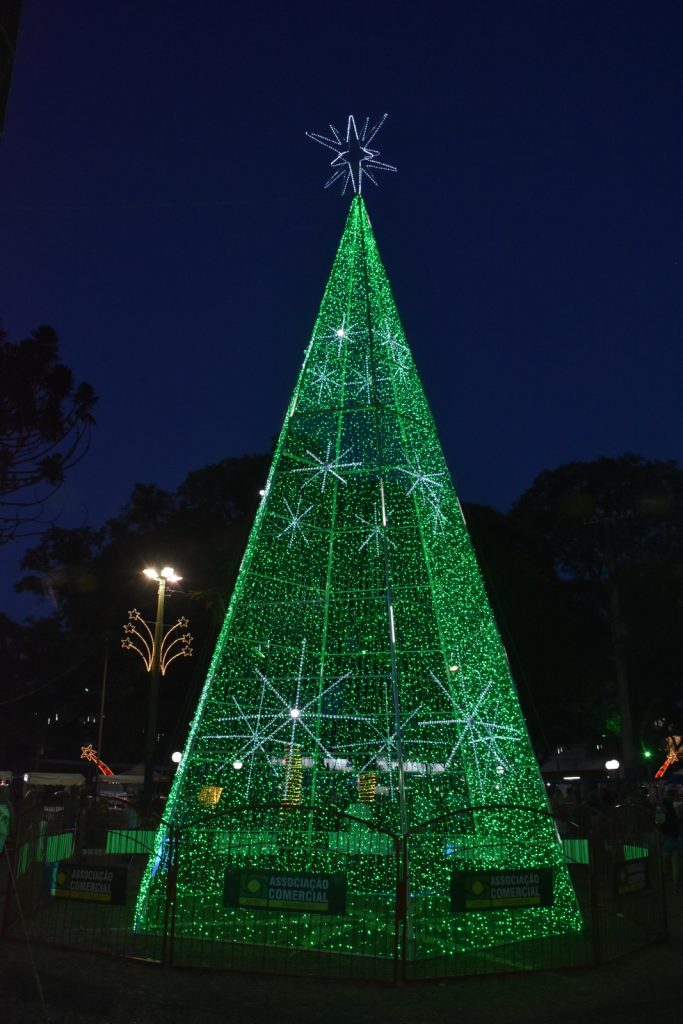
(451, 869), (553, 911)
(224, 869), (346, 914)
(614, 858), (649, 896)
(46, 863), (127, 905)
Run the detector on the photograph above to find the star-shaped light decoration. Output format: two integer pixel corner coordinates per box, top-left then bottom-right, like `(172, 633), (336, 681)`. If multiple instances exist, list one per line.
(307, 114), (397, 195)
(80, 744), (113, 775)
(121, 608), (192, 675)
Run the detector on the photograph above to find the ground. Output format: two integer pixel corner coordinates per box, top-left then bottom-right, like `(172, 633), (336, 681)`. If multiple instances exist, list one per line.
(1, 889), (680, 1024)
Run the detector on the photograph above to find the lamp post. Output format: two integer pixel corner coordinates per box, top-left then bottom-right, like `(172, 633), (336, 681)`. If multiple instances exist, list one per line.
(96, 632), (111, 759)
(584, 511), (636, 782)
(121, 566), (192, 798)
(94, 631), (111, 799)
(145, 567), (169, 798)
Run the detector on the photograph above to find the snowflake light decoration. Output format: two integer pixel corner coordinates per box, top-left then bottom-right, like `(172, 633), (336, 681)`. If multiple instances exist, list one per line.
(423, 671), (523, 798)
(399, 457), (445, 505)
(290, 441), (361, 492)
(356, 504), (396, 556)
(345, 355), (390, 404)
(307, 359), (339, 403)
(276, 497), (314, 547)
(307, 114), (397, 195)
(316, 314), (356, 357)
(381, 326), (410, 377)
(203, 640), (362, 797)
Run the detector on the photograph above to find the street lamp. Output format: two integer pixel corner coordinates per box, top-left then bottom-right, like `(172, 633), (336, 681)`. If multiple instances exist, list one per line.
(121, 566), (192, 797)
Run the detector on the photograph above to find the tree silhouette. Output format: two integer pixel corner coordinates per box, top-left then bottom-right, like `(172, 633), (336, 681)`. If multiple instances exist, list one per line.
(5, 454), (269, 770)
(510, 454), (683, 765)
(0, 322), (97, 543)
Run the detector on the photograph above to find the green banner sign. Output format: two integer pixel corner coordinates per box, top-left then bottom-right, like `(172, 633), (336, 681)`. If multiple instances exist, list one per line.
(614, 858), (649, 896)
(224, 869), (347, 914)
(46, 863), (127, 905)
(451, 868), (554, 911)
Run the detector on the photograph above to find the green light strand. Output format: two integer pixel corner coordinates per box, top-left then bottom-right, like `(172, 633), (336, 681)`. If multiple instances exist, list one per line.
(135, 196), (582, 958)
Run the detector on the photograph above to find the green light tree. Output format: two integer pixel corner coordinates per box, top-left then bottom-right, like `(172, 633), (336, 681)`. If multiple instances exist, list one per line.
(135, 195), (581, 962)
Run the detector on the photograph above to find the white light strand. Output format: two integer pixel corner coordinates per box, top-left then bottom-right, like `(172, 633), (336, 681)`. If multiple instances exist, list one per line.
(276, 497), (314, 547)
(356, 503), (396, 556)
(306, 114), (397, 195)
(290, 441), (361, 492)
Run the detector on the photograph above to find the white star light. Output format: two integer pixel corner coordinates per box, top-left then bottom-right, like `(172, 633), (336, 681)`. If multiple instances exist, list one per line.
(345, 355), (389, 404)
(399, 458), (445, 505)
(276, 497), (314, 547)
(206, 640), (358, 797)
(290, 441), (361, 492)
(423, 671), (523, 799)
(307, 360), (338, 403)
(356, 504), (396, 556)
(355, 704), (423, 777)
(381, 327), (410, 374)
(306, 114), (397, 195)
(425, 494), (448, 535)
(320, 315), (355, 357)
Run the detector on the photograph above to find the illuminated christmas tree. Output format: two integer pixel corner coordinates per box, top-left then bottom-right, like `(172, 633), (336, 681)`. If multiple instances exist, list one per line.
(135, 117), (581, 965)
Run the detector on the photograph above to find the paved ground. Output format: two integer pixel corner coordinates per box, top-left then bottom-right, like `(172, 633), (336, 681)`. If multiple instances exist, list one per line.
(1, 887), (681, 1024)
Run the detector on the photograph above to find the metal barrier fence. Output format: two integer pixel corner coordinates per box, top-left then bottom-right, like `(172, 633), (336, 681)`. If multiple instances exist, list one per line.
(2, 798), (668, 983)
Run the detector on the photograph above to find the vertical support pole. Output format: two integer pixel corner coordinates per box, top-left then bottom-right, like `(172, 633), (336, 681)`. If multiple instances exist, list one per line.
(393, 834), (406, 985)
(95, 633), (110, 804)
(588, 832), (601, 966)
(357, 208), (409, 838)
(0, 847), (12, 936)
(0, 812), (22, 936)
(656, 831), (669, 942)
(161, 825), (178, 966)
(604, 520), (635, 782)
(401, 836), (410, 982)
(144, 578), (166, 798)
(96, 633), (110, 758)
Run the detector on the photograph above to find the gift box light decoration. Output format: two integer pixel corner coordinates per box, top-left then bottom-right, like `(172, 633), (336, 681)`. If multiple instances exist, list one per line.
(135, 117), (581, 963)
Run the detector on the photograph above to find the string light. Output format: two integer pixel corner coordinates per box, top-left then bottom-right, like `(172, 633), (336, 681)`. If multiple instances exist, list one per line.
(80, 744), (113, 776)
(282, 745), (303, 807)
(121, 610), (193, 675)
(135, 195), (581, 961)
(306, 114), (397, 195)
(197, 785), (222, 808)
(359, 772), (377, 804)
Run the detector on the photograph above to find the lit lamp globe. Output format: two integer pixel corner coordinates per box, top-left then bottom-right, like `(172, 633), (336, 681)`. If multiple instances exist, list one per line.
(171, 751), (182, 765)
(605, 759), (620, 772)
(143, 566), (182, 583)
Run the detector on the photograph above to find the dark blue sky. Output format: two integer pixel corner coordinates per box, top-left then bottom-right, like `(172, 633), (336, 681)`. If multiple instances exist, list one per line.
(1, 1), (682, 618)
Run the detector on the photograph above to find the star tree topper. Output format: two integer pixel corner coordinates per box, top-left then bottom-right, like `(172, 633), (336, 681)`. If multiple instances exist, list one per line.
(307, 114), (397, 194)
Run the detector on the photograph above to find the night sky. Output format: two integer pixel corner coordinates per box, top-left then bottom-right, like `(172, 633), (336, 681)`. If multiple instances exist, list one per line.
(1, 1), (682, 618)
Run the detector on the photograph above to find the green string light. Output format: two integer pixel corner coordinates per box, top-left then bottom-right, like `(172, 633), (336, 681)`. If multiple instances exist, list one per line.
(135, 196), (581, 959)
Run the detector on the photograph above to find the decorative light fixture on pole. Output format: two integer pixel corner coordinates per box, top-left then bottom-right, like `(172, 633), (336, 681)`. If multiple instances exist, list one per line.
(121, 566), (192, 796)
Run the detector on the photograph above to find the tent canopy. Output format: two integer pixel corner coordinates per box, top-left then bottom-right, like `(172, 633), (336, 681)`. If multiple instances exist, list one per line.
(26, 772), (85, 787)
